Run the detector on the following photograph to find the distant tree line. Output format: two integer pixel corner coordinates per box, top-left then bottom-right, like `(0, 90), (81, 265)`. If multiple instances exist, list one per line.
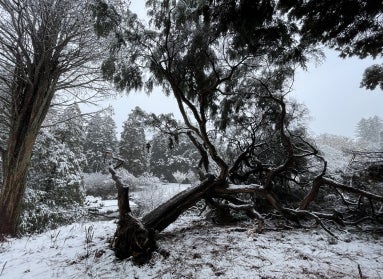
(355, 115), (383, 148)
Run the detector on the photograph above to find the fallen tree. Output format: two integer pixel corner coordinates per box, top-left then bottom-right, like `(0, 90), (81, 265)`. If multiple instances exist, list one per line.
(108, 151), (383, 263)
(94, 0), (383, 264)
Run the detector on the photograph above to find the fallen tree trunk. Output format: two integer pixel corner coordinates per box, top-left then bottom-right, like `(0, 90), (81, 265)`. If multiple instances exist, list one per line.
(109, 166), (156, 264)
(109, 165), (219, 263)
(143, 175), (217, 231)
(110, 161), (383, 264)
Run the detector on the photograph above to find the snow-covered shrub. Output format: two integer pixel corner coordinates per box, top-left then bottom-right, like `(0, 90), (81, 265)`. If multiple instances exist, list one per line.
(27, 129), (85, 204)
(172, 171), (187, 184)
(136, 173), (161, 187)
(20, 189), (85, 234)
(84, 172), (116, 199)
(133, 184), (166, 216)
(131, 175), (177, 216)
(84, 170), (152, 199)
(172, 170), (199, 184)
(21, 115), (86, 234)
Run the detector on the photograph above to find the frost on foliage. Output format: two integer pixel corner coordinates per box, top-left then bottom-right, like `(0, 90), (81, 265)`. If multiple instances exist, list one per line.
(149, 132), (199, 183)
(84, 172), (115, 198)
(355, 116), (383, 147)
(83, 110), (118, 173)
(20, 188), (85, 234)
(119, 107), (148, 176)
(21, 108), (87, 234)
(315, 133), (382, 179)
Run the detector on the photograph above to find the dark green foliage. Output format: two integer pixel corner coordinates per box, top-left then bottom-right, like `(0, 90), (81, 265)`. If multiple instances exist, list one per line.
(278, 0), (383, 91)
(221, 91), (313, 189)
(90, 0), (121, 37)
(119, 107), (148, 176)
(91, 0), (145, 93)
(84, 110), (118, 173)
(206, 0), (304, 64)
(279, 0), (383, 58)
(361, 64), (383, 90)
(149, 133), (199, 183)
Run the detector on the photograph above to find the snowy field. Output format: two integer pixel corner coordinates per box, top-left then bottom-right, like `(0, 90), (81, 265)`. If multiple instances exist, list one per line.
(1, 181), (383, 279)
(1, 212), (382, 278)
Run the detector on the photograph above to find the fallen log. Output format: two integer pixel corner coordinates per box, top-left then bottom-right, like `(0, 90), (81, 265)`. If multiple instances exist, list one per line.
(143, 175), (217, 231)
(109, 165), (218, 262)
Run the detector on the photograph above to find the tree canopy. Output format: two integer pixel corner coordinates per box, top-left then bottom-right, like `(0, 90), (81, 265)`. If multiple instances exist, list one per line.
(278, 0), (383, 90)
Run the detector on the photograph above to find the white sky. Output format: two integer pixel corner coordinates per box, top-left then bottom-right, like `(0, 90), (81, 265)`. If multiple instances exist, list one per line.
(293, 50), (383, 138)
(95, 1), (383, 139)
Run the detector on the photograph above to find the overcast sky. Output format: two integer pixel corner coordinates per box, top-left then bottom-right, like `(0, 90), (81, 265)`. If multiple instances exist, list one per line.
(96, 1), (383, 139)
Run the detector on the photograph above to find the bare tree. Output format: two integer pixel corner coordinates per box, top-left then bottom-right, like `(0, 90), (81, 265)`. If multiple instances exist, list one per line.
(0, 0), (106, 236)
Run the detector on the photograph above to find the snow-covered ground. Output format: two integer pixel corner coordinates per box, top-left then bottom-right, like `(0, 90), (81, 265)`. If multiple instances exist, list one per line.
(2, 182), (382, 279)
(1, 212), (383, 278)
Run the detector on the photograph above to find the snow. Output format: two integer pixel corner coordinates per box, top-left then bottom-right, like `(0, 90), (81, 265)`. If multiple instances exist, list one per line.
(1, 214), (382, 278)
(317, 144), (350, 176)
(2, 178), (382, 278)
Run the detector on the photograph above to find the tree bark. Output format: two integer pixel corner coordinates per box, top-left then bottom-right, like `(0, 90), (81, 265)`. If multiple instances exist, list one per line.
(0, 85), (55, 236)
(0, 138), (35, 235)
(143, 175), (216, 231)
(109, 165), (155, 263)
(110, 168), (217, 263)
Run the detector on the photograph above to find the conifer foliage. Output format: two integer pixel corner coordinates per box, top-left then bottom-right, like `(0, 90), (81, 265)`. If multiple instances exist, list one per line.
(119, 107), (147, 176)
(83, 109), (118, 173)
(355, 115), (383, 145)
(21, 106), (87, 233)
(278, 0), (383, 90)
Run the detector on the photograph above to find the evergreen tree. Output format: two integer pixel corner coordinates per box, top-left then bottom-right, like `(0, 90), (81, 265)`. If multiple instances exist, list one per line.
(149, 134), (174, 182)
(22, 108), (87, 233)
(119, 107), (147, 176)
(356, 116), (383, 143)
(0, 0), (107, 236)
(54, 104), (86, 156)
(149, 132), (199, 182)
(27, 129), (85, 205)
(83, 109), (118, 173)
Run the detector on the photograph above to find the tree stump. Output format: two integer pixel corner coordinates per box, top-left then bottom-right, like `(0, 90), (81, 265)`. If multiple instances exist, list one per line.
(109, 164), (217, 264)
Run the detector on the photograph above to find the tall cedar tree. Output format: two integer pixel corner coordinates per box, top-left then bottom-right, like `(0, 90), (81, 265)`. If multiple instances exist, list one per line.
(0, 0), (106, 235)
(84, 110), (118, 173)
(119, 108), (147, 176)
